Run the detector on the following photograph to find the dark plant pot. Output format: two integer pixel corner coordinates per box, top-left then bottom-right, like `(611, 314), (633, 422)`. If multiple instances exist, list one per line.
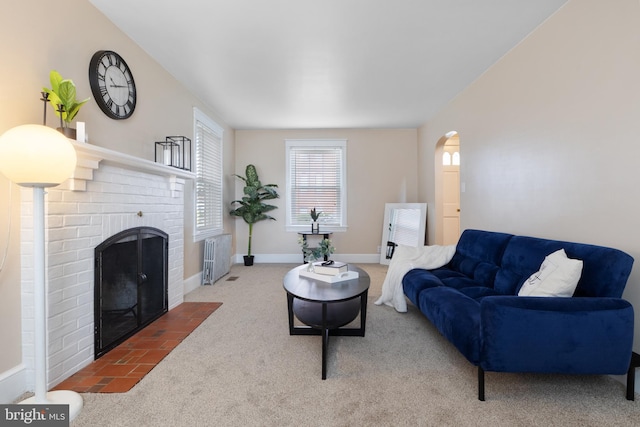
(243, 255), (254, 266)
(57, 127), (76, 139)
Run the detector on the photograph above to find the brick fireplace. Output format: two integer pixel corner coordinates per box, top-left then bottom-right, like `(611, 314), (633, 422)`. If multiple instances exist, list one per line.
(19, 141), (194, 390)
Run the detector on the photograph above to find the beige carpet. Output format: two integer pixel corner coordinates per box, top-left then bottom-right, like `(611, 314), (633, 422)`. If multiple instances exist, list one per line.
(71, 263), (640, 426)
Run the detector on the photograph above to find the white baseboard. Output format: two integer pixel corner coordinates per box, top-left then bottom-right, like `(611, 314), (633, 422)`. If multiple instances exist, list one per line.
(231, 253), (380, 264)
(184, 272), (202, 295)
(0, 364), (27, 404)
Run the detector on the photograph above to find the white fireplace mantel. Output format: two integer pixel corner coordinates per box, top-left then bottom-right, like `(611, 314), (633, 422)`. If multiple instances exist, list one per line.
(68, 140), (195, 193)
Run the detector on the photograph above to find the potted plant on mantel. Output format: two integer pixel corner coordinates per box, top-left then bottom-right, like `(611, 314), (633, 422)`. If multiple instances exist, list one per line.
(42, 70), (89, 139)
(230, 164), (279, 266)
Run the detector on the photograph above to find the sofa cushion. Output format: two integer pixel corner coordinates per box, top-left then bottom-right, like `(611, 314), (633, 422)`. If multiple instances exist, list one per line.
(448, 230), (513, 288)
(402, 269), (443, 306)
(518, 249), (583, 297)
(459, 286), (504, 300)
(431, 268), (478, 289)
(418, 286), (481, 364)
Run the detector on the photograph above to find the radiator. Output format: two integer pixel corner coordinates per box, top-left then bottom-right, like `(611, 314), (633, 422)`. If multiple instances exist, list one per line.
(202, 234), (232, 285)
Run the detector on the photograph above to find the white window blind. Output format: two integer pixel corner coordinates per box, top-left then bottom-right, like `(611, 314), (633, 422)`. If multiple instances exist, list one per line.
(286, 139), (347, 230)
(194, 108), (223, 240)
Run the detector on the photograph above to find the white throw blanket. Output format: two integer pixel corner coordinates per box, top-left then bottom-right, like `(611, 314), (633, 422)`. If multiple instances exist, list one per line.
(374, 244), (456, 312)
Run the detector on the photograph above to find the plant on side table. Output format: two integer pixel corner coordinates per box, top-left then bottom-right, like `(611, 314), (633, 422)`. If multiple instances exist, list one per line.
(230, 164), (279, 266)
(298, 237), (335, 271)
(310, 207), (321, 234)
(42, 70), (89, 138)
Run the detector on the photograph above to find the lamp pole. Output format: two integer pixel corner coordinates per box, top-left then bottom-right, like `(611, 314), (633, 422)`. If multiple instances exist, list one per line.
(33, 186), (47, 402)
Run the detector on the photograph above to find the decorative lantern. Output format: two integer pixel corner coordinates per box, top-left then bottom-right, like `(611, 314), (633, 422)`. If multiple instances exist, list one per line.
(155, 136), (191, 171)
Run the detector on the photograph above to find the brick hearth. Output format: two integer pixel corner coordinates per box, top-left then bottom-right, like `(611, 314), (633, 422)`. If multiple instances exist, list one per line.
(53, 302), (221, 393)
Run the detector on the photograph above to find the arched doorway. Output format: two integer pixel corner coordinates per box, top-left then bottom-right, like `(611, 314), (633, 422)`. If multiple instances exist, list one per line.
(434, 132), (460, 245)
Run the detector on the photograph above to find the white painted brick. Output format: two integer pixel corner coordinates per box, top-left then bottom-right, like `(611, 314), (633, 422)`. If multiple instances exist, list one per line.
(77, 225), (103, 238)
(48, 298), (79, 318)
(63, 237), (93, 251)
(78, 270), (93, 284)
(47, 265), (64, 280)
(77, 333), (93, 350)
(62, 283), (86, 300)
(48, 227), (78, 242)
(62, 259), (93, 276)
(44, 190), (62, 203)
(48, 202), (78, 215)
(77, 312), (93, 329)
(22, 161), (187, 386)
(48, 321), (77, 344)
(49, 341), (82, 370)
(74, 295), (93, 313)
(64, 215), (92, 226)
(62, 325), (92, 349)
(60, 346), (92, 376)
(48, 276), (72, 293)
(47, 215), (64, 228)
(77, 247), (94, 262)
(49, 250), (77, 267)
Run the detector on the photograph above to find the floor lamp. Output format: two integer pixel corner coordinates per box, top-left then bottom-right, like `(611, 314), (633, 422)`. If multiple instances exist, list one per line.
(0, 125), (83, 420)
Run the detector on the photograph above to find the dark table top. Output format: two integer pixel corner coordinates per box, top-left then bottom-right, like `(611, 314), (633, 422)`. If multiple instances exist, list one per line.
(283, 264), (370, 303)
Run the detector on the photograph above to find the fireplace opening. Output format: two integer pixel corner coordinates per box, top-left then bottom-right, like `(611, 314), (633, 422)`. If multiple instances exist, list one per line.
(95, 227), (168, 359)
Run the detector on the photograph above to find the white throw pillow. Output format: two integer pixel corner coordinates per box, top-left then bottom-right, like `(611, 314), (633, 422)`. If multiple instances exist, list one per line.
(518, 249), (583, 297)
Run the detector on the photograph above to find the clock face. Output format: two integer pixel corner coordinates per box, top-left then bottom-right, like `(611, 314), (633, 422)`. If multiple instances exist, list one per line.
(89, 50), (136, 120)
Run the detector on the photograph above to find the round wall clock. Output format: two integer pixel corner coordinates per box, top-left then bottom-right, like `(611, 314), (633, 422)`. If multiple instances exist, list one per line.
(88, 50), (137, 120)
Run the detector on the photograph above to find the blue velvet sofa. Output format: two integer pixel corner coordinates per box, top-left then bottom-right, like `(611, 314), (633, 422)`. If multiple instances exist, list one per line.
(402, 229), (635, 400)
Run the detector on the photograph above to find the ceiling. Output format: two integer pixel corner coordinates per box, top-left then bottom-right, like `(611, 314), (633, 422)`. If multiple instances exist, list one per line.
(89, 0), (568, 130)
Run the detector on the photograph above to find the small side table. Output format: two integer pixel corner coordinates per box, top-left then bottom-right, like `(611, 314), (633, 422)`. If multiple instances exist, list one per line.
(298, 231), (332, 263)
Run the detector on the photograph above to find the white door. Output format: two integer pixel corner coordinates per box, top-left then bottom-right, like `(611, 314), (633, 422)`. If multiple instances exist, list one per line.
(442, 164), (460, 245)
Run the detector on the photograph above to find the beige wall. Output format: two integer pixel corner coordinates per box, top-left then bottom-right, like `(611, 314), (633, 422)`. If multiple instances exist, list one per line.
(234, 129), (418, 259)
(0, 179), (21, 376)
(419, 0), (640, 347)
(0, 0), (234, 383)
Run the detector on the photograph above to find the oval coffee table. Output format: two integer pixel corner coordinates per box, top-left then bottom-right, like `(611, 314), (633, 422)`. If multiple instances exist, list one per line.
(283, 264), (370, 379)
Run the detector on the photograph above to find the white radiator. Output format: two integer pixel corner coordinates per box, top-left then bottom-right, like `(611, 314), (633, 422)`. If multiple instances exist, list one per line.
(202, 234), (232, 285)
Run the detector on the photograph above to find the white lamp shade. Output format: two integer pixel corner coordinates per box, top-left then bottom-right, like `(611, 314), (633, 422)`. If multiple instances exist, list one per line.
(0, 124), (77, 187)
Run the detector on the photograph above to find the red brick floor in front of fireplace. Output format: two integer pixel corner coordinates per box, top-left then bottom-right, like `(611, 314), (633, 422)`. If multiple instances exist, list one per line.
(53, 302), (222, 393)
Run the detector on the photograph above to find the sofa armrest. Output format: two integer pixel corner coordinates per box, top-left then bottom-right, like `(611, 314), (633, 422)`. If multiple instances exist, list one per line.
(480, 296), (634, 375)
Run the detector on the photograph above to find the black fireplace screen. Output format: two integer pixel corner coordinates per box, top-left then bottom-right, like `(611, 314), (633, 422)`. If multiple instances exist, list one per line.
(94, 227), (168, 359)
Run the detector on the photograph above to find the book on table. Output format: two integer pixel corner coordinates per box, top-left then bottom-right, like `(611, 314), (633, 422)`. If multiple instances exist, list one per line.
(312, 261), (348, 276)
(299, 269), (359, 283)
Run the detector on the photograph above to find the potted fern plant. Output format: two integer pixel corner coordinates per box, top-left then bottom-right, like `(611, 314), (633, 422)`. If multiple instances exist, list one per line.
(230, 164), (279, 266)
(42, 70), (89, 138)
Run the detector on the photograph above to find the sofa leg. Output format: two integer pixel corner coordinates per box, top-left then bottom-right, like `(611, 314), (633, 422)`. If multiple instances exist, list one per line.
(627, 352), (640, 400)
(478, 366), (485, 401)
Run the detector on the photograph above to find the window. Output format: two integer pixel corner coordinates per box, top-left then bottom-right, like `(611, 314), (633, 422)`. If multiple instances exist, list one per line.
(286, 139), (347, 231)
(442, 152), (451, 165)
(442, 151), (460, 166)
(193, 108), (223, 240)
(452, 152), (460, 166)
